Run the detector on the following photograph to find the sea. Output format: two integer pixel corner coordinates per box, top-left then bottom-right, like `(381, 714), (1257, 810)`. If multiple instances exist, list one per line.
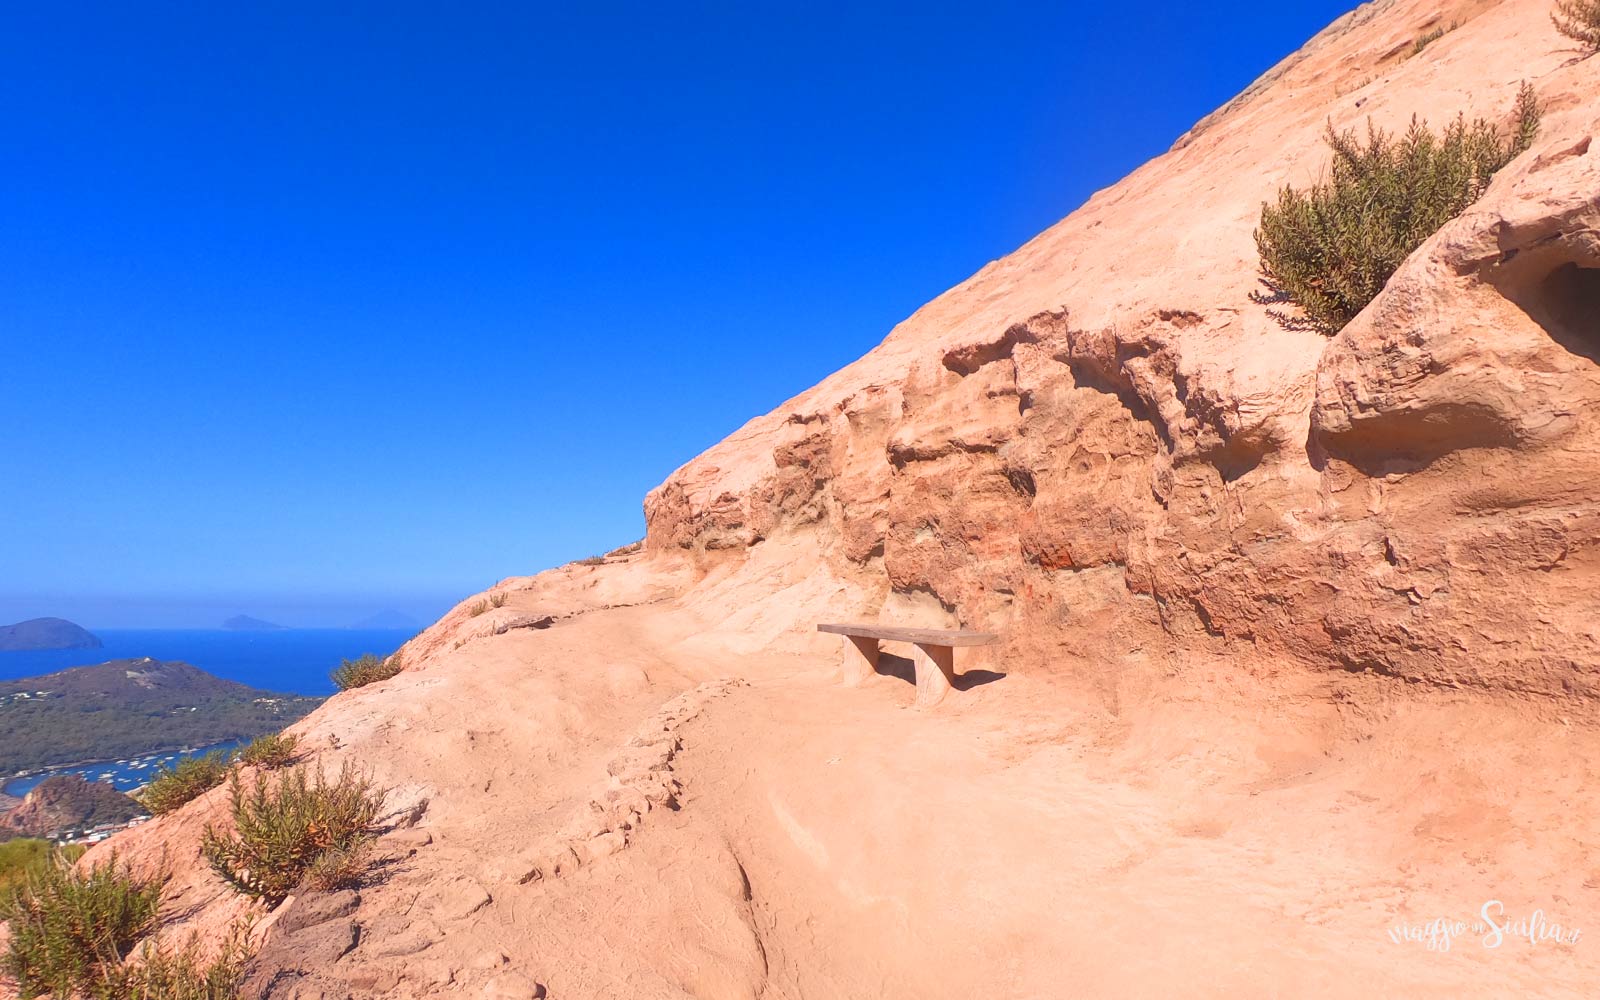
(0, 628), (413, 798)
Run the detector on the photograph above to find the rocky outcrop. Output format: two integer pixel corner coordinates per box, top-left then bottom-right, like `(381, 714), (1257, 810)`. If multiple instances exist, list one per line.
(0, 776), (143, 840)
(644, 0), (1600, 700)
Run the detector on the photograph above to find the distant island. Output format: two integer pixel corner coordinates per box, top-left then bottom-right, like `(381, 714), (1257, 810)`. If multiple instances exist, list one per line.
(0, 658), (322, 774)
(0, 617), (103, 652)
(348, 610), (420, 630)
(222, 614), (288, 631)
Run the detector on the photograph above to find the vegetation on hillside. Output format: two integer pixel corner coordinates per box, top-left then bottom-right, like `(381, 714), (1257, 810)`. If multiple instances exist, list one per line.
(0, 850), (247, 999)
(1553, 0), (1600, 51)
(0, 838), (86, 896)
(202, 763), (385, 905)
(329, 652), (403, 691)
(112, 924), (252, 1000)
(0, 659), (321, 774)
(238, 732), (299, 769)
(0, 852), (164, 998)
(1252, 84), (1541, 334)
(302, 839), (374, 893)
(139, 751), (234, 815)
(1410, 25), (1448, 55)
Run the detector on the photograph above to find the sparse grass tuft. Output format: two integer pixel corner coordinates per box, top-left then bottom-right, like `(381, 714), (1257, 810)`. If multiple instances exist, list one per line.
(1554, 0), (1600, 51)
(139, 750), (234, 815)
(468, 599), (489, 617)
(201, 763), (385, 906)
(1253, 84), (1541, 334)
(490, 592), (509, 608)
(575, 556), (605, 567)
(238, 732), (299, 769)
(330, 652), (402, 691)
(0, 851), (165, 998)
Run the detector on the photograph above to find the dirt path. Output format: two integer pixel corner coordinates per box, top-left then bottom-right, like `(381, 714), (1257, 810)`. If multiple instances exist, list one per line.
(650, 624), (1600, 999)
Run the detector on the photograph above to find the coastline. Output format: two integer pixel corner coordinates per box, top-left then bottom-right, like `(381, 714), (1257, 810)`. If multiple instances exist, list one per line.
(2, 737), (246, 799)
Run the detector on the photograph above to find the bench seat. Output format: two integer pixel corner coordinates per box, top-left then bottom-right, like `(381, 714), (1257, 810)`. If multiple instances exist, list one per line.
(817, 622), (997, 709)
(816, 623), (997, 646)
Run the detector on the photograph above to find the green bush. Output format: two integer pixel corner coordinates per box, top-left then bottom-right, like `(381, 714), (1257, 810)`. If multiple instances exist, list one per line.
(0, 851), (165, 998)
(201, 763), (384, 906)
(0, 839), (52, 898)
(238, 732), (299, 769)
(110, 923), (252, 1000)
(329, 652), (402, 691)
(1253, 84), (1541, 334)
(302, 840), (372, 893)
(139, 751), (234, 815)
(1554, 0), (1600, 51)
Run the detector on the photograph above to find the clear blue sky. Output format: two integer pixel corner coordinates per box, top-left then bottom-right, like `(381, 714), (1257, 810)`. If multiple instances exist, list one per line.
(1, 2), (1354, 628)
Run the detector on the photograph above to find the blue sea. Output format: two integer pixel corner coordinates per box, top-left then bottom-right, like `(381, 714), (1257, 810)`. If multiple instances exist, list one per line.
(0, 628), (414, 797)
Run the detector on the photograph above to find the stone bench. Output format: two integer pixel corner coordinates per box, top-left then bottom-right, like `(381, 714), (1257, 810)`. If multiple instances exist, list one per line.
(817, 622), (998, 709)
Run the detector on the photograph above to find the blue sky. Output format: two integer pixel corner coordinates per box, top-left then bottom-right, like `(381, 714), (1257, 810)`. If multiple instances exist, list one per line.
(0, 2), (1354, 628)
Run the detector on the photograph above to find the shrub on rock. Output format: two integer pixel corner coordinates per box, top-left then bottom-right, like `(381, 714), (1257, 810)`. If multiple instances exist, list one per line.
(1553, 0), (1600, 51)
(329, 652), (402, 691)
(201, 763), (384, 906)
(238, 732), (299, 769)
(109, 922), (253, 1000)
(1252, 84), (1540, 334)
(0, 851), (164, 998)
(139, 750), (234, 815)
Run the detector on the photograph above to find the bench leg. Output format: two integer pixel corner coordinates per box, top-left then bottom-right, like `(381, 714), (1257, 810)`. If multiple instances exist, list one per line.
(841, 635), (880, 686)
(912, 643), (955, 709)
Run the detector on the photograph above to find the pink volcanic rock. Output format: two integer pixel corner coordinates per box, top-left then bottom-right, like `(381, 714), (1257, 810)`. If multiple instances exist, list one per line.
(12, 2), (1600, 999)
(645, 0), (1600, 698)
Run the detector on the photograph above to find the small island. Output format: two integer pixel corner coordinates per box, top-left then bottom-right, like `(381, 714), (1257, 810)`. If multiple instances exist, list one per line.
(348, 610), (420, 630)
(222, 614), (288, 631)
(0, 617), (103, 652)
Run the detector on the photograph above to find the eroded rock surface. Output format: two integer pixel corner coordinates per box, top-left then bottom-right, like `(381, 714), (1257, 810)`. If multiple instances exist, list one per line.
(644, 0), (1600, 699)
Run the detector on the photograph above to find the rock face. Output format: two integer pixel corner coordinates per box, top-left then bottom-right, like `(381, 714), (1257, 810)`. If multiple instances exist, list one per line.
(0, 776), (143, 840)
(0, 617), (101, 651)
(643, 0), (1600, 699)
